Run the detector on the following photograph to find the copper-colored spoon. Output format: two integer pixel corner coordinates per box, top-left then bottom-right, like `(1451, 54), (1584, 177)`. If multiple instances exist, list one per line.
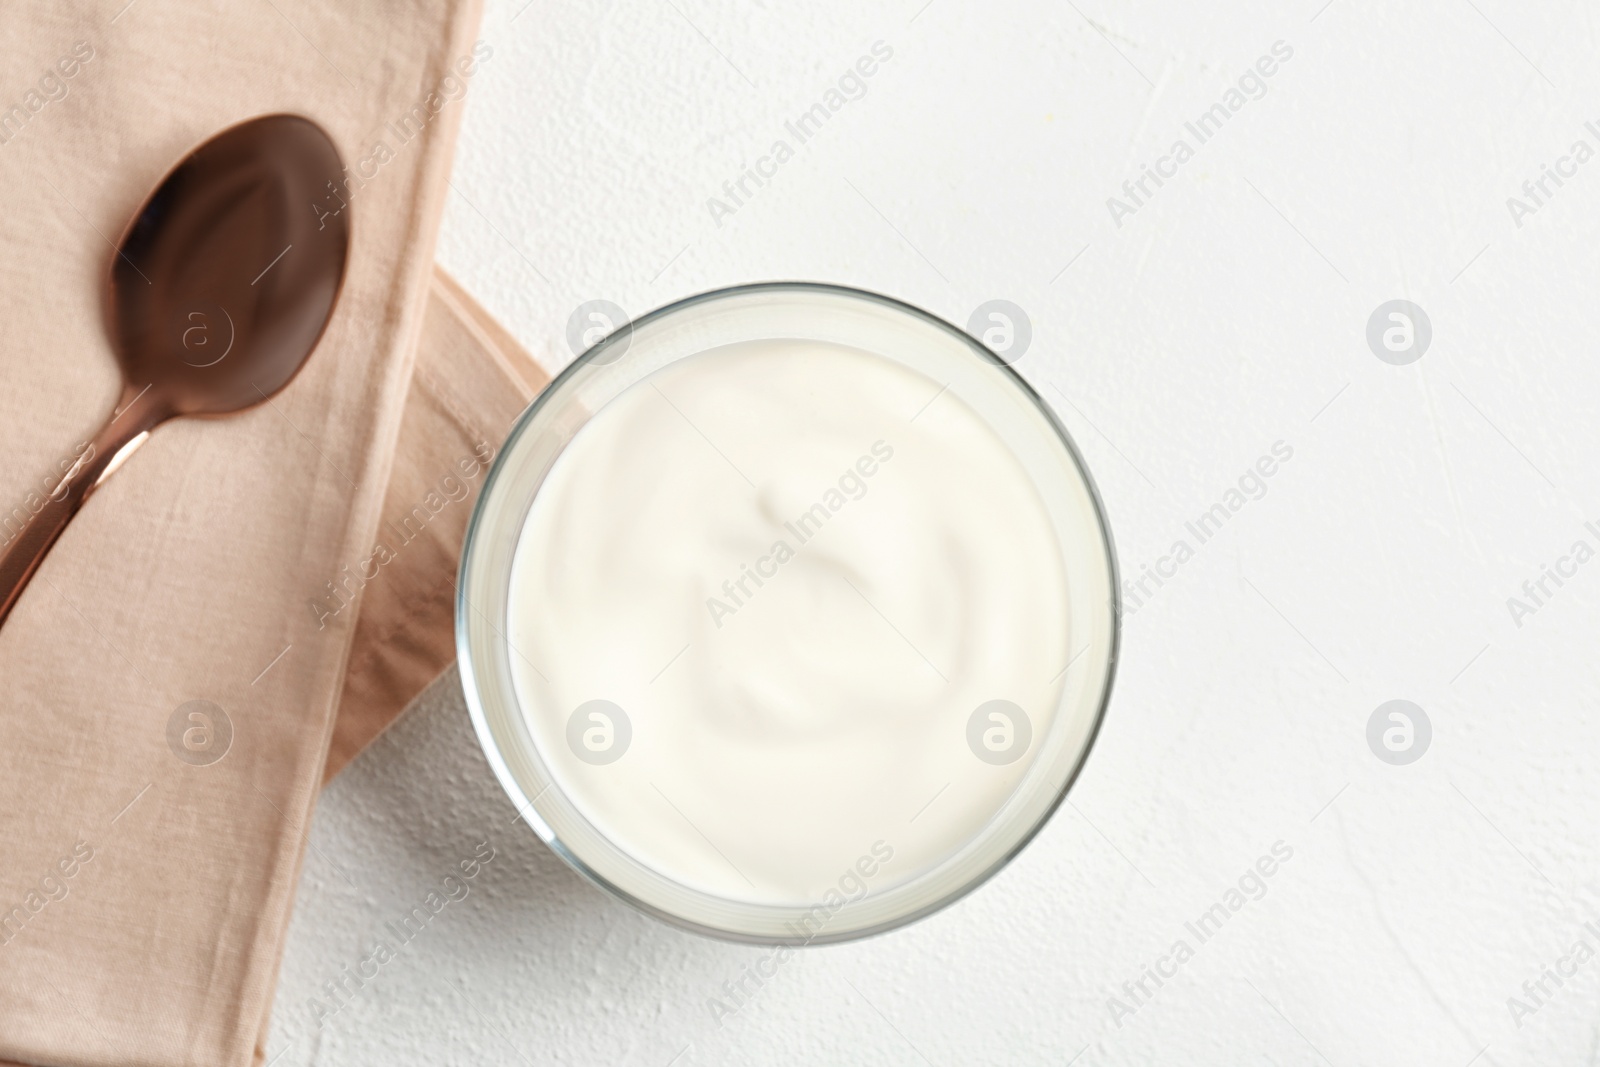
(0, 114), (350, 629)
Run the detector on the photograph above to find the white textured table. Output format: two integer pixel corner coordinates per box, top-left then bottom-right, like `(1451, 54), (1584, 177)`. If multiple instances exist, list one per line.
(272, 0), (1600, 1062)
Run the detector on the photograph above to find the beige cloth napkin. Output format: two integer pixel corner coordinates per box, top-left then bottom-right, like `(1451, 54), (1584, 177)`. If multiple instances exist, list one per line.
(0, 1), (484, 1064)
(326, 269), (548, 781)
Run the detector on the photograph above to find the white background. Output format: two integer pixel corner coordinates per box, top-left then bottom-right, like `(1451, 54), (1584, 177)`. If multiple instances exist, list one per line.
(272, 0), (1600, 1063)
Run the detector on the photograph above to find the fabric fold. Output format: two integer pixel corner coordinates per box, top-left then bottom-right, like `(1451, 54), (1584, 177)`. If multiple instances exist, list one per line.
(325, 268), (549, 782)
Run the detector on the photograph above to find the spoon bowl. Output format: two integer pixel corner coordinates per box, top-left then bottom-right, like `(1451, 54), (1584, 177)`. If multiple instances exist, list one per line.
(0, 113), (350, 627)
(109, 115), (349, 418)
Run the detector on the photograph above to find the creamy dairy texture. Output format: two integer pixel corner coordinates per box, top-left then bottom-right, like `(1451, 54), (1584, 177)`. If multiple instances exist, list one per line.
(506, 338), (1071, 906)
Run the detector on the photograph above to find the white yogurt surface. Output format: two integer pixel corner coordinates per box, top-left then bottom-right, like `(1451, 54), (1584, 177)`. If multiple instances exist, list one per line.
(506, 338), (1071, 906)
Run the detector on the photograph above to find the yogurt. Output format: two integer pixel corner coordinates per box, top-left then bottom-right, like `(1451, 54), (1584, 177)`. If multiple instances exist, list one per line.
(505, 337), (1072, 906)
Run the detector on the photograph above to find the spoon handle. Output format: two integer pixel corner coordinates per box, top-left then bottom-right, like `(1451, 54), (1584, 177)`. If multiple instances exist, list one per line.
(0, 386), (161, 631)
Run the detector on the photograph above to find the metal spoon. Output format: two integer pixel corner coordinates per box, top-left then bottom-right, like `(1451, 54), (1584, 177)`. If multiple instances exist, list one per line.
(0, 113), (351, 629)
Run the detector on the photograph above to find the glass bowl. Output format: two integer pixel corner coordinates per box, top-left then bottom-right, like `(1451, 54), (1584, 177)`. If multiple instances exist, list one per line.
(457, 282), (1118, 943)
